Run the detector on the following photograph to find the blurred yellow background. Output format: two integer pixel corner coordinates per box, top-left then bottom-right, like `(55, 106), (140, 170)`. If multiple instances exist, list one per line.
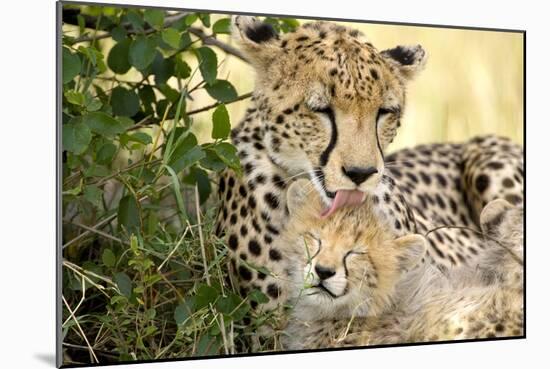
(187, 17), (524, 151)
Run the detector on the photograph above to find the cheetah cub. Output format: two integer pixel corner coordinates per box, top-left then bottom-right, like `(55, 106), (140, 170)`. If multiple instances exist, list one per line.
(281, 179), (523, 349)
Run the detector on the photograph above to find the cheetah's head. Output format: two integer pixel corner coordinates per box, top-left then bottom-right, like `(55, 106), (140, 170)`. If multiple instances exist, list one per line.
(283, 179), (427, 319)
(232, 16), (427, 216)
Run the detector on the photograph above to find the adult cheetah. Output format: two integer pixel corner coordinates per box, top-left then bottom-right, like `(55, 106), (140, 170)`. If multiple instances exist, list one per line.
(216, 16), (427, 309)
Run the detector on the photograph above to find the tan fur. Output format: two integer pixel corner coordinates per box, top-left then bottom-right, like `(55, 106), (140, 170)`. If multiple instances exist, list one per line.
(282, 184), (524, 350)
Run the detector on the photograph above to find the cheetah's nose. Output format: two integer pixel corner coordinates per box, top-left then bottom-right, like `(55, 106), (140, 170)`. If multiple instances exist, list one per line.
(342, 166), (378, 186)
(315, 264), (336, 280)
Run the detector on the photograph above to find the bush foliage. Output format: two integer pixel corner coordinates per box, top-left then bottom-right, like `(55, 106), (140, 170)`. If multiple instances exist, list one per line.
(61, 5), (298, 365)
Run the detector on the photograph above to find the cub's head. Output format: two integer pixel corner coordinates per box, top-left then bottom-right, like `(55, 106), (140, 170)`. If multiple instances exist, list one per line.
(283, 179), (427, 319)
(232, 16), (427, 213)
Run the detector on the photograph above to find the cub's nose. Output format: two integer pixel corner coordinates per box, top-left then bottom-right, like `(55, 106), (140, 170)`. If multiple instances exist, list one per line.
(315, 264), (336, 280)
(342, 166), (378, 186)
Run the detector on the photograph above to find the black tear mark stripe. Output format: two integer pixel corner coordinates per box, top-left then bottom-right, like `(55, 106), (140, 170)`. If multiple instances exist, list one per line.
(319, 107), (338, 167)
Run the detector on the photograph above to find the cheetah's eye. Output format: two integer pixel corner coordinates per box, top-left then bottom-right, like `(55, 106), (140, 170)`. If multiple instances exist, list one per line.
(376, 106), (401, 122)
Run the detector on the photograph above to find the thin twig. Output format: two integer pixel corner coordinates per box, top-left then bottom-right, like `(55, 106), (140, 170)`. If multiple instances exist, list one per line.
(63, 295), (100, 364)
(187, 92), (252, 116)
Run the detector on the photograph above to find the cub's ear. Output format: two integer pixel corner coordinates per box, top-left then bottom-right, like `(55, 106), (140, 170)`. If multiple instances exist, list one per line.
(231, 15), (280, 66)
(393, 234), (427, 271)
(286, 178), (323, 218)
(480, 199), (514, 236)
(381, 44), (427, 80)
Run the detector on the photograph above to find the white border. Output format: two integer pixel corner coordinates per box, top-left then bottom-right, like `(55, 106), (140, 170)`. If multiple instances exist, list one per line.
(1, 0), (547, 368)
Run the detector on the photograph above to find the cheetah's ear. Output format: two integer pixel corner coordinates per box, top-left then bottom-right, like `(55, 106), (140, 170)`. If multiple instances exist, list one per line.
(286, 178), (322, 219)
(381, 44), (427, 80)
(394, 234), (427, 271)
(232, 15), (280, 66)
(480, 199), (514, 236)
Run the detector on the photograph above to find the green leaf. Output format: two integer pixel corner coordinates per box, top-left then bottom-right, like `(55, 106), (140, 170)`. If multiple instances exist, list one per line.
(248, 289), (269, 304)
(174, 58), (191, 79)
(114, 272), (133, 297)
(64, 90), (85, 106)
(152, 53), (175, 85)
(118, 194), (141, 234)
(139, 85), (156, 113)
(174, 304), (188, 325)
(111, 86), (140, 117)
(107, 39), (131, 74)
(200, 149), (227, 172)
(216, 292), (242, 315)
(111, 26), (127, 42)
(184, 167), (211, 204)
(62, 48), (81, 84)
(84, 164), (110, 177)
(198, 13), (211, 27)
(126, 10), (144, 32)
(83, 112), (126, 137)
(84, 185), (103, 208)
(194, 284), (219, 310)
(96, 143), (117, 164)
(205, 80), (238, 103)
(212, 142), (240, 172)
(196, 335), (220, 356)
(212, 18), (231, 34)
(195, 47), (217, 85)
(144, 9), (164, 29)
(161, 28), (181, 49)
(184, 14), (198, 26)
(63, 120), (91, 154)
(129, 35), (157, 71)
(102, 249), (116, 267)
(126, 132), (152, 145)
(168, 133), (205, 172)
(211, 104), (231, 139)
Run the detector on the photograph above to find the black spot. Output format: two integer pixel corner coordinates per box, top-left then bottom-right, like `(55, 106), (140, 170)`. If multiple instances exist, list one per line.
(419, 172), (431, 185)
(218, 177), (226, 194)
(240, 225), (248, 237)
(435, 194), (446, 209)
(384, 193), (391, 203)
(449, 198), (457, 213)
(239, 185), (247, 197)
(406, 172), (419, 184)
(475, 174), (490, 194)
(329, 68), (338, 76)
(248, 196), (257, 209)
(435, 173), (447, 187)
(502, 178), (514, 188)
(495, 323), (505, 332)
(228, 234), (238, 250)
(264, 234), (273, 244)
(283, 108), (293, 114)
(255, 174), (266, 184)
(240, 206), (248, 217)
(487, 161), (504, 170)
(296, 35), (309, 42)
(266, 283), (280, 299)
(272, 174), (286, 189)
(395, 220), (402, 230)
(254, 142), (265, 150)
(245, 22), (278, 43)
(248, 239), (262, 256)
(370, 68), (379, 80)
(264, 192), (279, 209)
(276, 115), (284, 124)
(238, 265), (253, 281)
(252, 218), (262, 233)
(266, 224), (280, 235)
(230, 214), (237, 225)
(269, 248), (282, 261)
(505, 194), (522, 205)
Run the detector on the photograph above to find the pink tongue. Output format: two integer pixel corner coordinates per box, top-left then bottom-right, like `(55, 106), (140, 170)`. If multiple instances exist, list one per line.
(320, 190), (365, 218)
